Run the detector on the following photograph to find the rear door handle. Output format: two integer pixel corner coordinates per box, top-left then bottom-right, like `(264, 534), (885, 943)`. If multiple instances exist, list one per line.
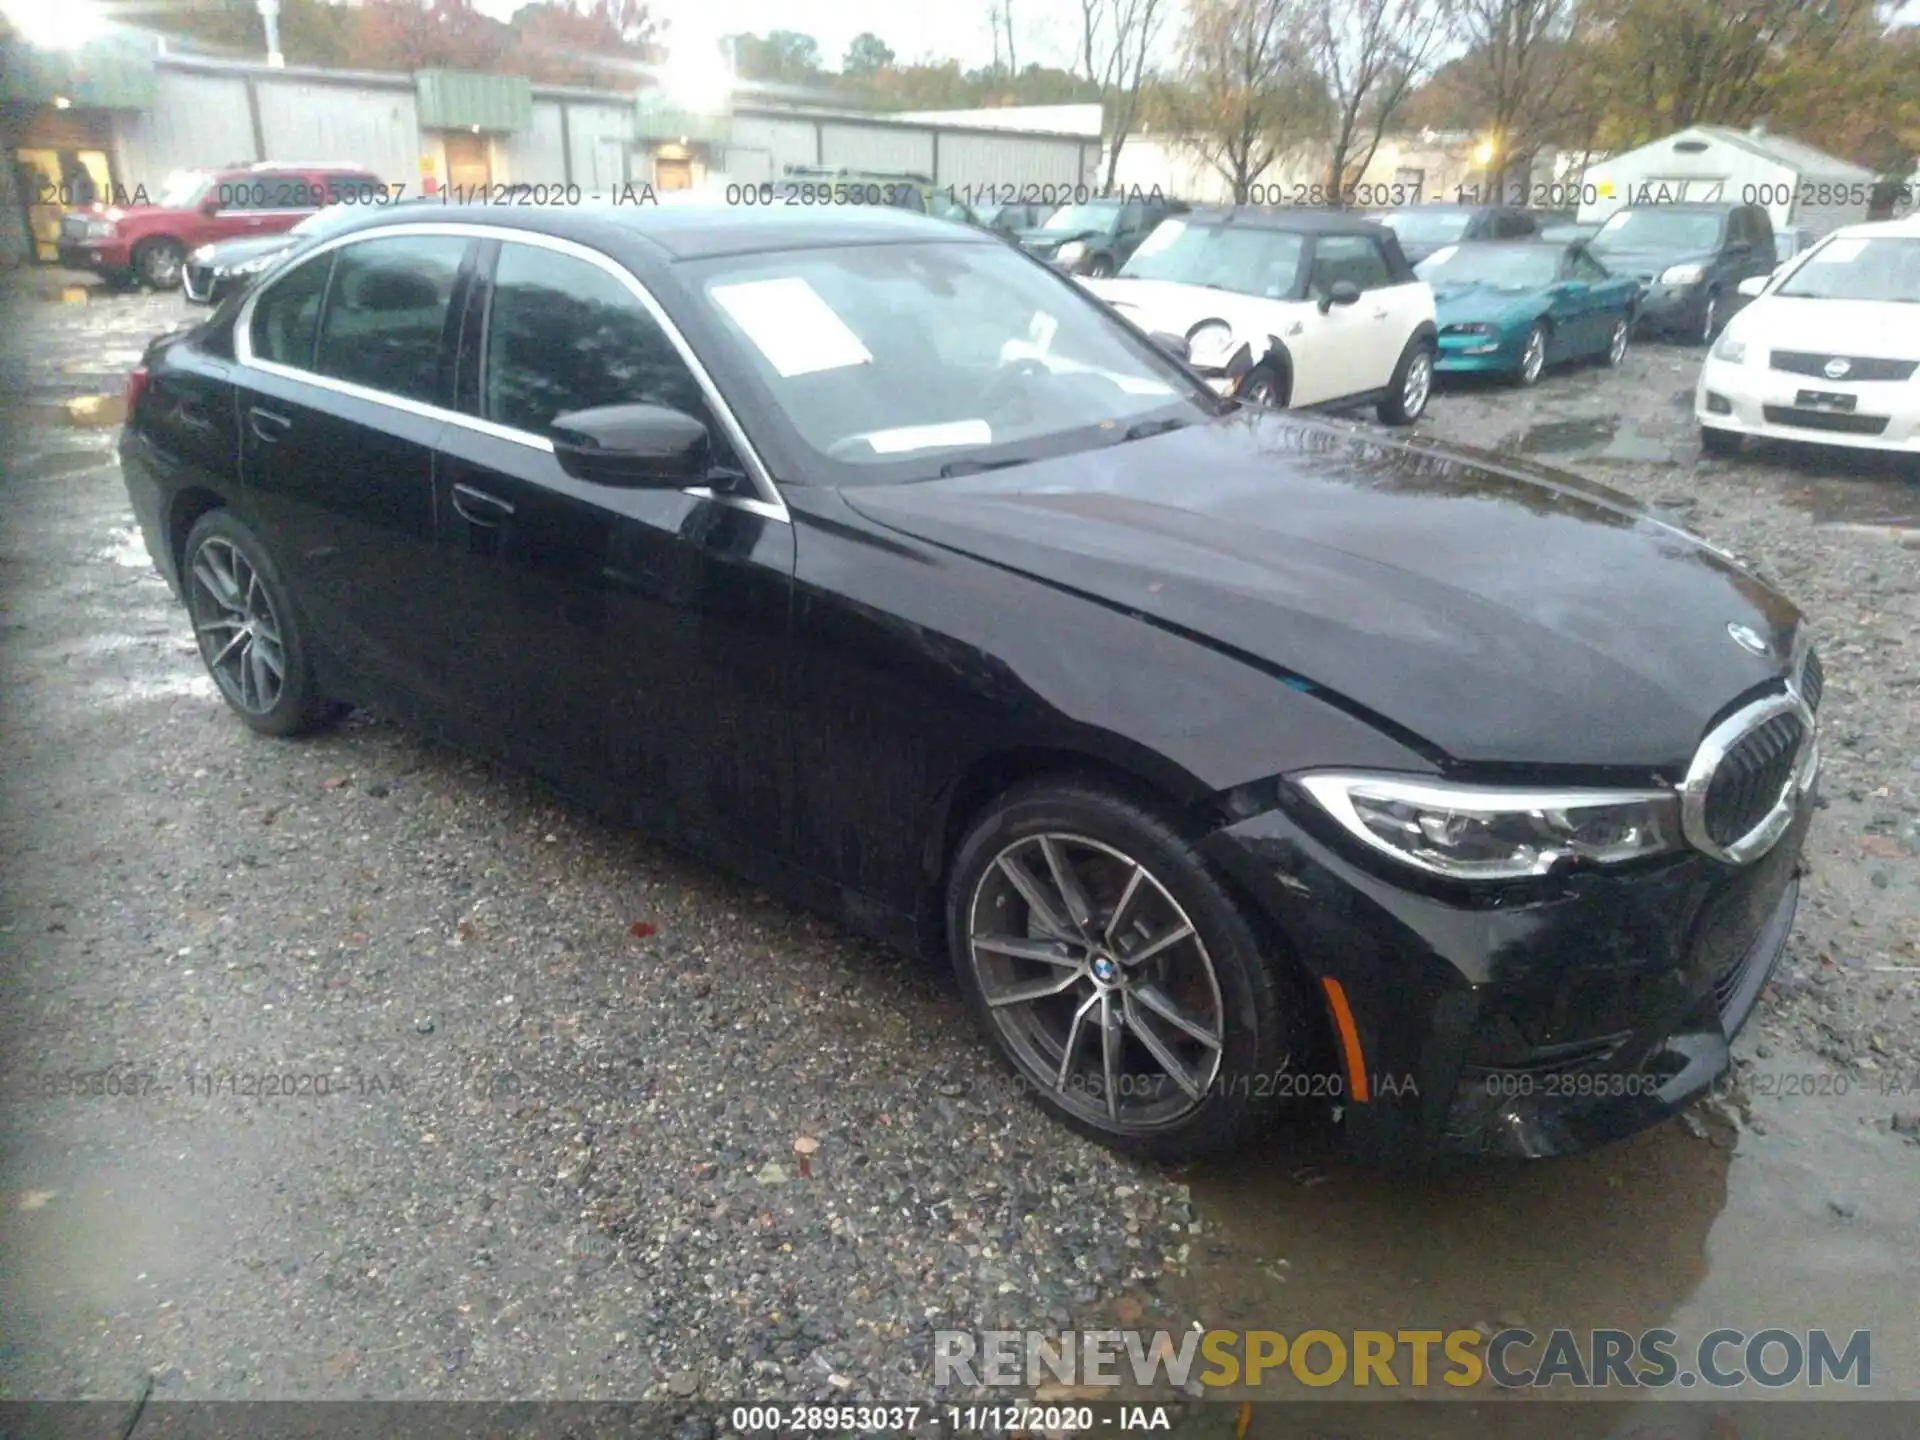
(451, 483), (515, 526)
(247, 406), (291, 443)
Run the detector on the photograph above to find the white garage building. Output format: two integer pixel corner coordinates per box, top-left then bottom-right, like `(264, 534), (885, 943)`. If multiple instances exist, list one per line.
(1577, 125), (1877, 238)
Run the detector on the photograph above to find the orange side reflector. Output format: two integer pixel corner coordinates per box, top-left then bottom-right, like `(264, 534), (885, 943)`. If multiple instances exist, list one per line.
(1321, 976), (1370, 1103)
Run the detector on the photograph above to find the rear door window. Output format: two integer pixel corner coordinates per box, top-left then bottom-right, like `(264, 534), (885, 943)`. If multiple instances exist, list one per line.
(314, 234), (469, 406)
(249, 250), (334, 368)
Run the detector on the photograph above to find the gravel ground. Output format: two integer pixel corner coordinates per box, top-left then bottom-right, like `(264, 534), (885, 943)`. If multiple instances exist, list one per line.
(2, 278), (1916, 1415)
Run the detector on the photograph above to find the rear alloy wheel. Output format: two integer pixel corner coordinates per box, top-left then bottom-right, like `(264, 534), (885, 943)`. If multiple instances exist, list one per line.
(1377, 341), (1433, 425)
(947, 780), (1310, 1160)
(1084, 254), (1116, 279)
(183, 511), (337, 737)
(135, 238), (186, 290)
(1604, 314), (1631, 367)
(1514, 322), (1548, 387)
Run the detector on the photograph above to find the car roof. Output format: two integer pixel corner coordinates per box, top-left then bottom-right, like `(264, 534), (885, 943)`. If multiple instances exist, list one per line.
(1827, 214), (1920, 241)
(1608, 201), (1740, 212)
(1177, 206), (1392, 234)
(319, 198), (998, 261)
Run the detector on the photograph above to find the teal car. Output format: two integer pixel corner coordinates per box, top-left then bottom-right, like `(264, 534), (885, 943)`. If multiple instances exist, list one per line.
(1419, 240), (1640, 387)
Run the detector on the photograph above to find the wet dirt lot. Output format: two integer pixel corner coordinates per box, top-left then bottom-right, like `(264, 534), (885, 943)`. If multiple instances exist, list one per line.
(1, 275), (1916, 1430)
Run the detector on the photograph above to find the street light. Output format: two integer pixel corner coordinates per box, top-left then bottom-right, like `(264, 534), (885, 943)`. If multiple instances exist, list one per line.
(1473, 140), (1496, 167)
(257, 0), (284, 67)
(2, 0), (107, 50)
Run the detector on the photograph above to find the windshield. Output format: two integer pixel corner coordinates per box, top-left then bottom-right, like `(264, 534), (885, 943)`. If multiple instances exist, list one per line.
(1417, 244), (1561, 290)
(1119, 220), (1305, 298)
(691, 239), (1213, 485)
(1041, 202), (1120, 233)
(1382, 210), (1472, 245)
(1594, 209), (1723, 251)
(156, 170), (212, 209)
(1776, 236), (1920, 302)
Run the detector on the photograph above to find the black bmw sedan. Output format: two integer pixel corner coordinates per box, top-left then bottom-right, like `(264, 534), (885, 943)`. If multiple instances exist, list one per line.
(119, 203), (1820, 1164)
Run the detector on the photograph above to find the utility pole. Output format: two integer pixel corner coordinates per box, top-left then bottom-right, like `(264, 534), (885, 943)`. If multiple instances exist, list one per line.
(257, 0), (284, 66)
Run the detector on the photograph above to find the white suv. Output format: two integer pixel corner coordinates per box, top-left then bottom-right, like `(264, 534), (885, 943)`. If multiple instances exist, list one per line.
(1082, 210), (1439, 424)
(1697, 215), (1920, 458)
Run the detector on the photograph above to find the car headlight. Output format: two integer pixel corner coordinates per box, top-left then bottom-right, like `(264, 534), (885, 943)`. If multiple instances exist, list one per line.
(1711, 333), (1747, 363)
(191, 244), (216, 262)
(229, 252), (280, 276)
(1296, 772), (1683, 880)
(85, 220), (117, 239)
(1056, 240), (1089, 264)
(1442, 322), (1496, 336)
(1660, 263), (1705, 285)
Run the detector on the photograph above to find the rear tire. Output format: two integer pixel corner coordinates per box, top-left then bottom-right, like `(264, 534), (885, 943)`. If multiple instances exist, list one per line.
(1603, 313), (1631, 367)
(1700, 425), (1742, 458)
(182, 510), (338, 737)
(1084, 254), (1116, 279)
(1377, 339), (1434, 425)
(1512, 322), (1548, 387)
(945, 779), (1315, 1161)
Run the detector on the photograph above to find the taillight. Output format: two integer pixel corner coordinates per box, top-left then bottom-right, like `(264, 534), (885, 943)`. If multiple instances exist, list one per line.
(126, 366), (151, 414)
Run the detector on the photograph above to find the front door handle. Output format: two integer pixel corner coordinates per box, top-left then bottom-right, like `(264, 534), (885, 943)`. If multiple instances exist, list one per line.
(247, 406), (291, 443)
(1371, 307), (1390, 319)
(451, 483), (515, 527)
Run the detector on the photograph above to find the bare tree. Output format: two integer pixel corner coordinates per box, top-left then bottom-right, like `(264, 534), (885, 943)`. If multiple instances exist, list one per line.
(1080, 0), (1170, 190)
(1451, 0), (1587, 199)
(1164, 0), (1328, 200)
(1306, 0), (1457, 202)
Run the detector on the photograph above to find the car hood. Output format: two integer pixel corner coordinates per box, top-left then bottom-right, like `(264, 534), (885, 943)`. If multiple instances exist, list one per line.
(1588, 245), (1716, 278)
(1018, 228), (1098, 252)
(1083, 277), (1270, 333)
(1727, 296), (1920, 359)
(196, 235), (298, 267)
(1432, 282), (1545, 323)
(835, 412), (1801, 773)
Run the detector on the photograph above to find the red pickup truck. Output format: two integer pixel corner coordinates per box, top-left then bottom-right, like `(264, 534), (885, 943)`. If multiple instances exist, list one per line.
(58, 162), (385, 290)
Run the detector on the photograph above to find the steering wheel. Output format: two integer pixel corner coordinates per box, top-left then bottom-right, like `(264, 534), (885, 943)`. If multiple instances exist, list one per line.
(972, 357), (1051, 418)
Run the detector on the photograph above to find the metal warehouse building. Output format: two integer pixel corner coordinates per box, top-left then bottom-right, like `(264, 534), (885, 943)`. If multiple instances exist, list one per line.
(1576, 125), (1878, 237)
(4, 33), (1103, 261)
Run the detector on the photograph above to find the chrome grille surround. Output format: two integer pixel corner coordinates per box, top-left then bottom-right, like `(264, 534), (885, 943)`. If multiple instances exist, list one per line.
(1679, 678), (1819, 866)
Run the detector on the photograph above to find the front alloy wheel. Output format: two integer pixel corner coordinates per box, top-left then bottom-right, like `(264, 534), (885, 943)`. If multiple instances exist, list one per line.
(1239, 366), (1284, 408)
(948, 781), (1310, 1159)
(1515, 323), (1547, 387)
(1605, 314), (1631, 367)
(136, 239), (185, 290)
(1377, 342), (1432, 425)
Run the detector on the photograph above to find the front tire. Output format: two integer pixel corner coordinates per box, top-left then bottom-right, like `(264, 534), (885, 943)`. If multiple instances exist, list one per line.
(1697, 292), (1721, 346)
(1377, 339), (1434, 425)
(135, 237), (186, 290)
(1238, 364), (1286, 408)
(182, 511), (335, 737)
(1512, 322), (1548, 387)
(946, 779), (1311, 1160)
(1083, 253), (1116, 279)
(1603, 313), (1631, 367)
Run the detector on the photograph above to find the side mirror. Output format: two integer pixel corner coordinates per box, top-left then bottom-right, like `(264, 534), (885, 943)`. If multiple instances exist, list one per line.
(1737, 275), (1768, 298)
(549, 403), (711, 488)
(1148, 331), (1190, 362)
(1318, 280), (1362, 313)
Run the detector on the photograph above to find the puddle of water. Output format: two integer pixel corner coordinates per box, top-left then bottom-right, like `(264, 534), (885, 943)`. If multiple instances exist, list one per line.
(1511, 418), (1622, 455)
(12, 450), (115, 479)
(1149, 1049), (1918, 1413)
(16, 396), (125, 428)
(1508, 418), (1674, 465)
(100, 526), (151, 567)
(1779, 475), (1920, 530)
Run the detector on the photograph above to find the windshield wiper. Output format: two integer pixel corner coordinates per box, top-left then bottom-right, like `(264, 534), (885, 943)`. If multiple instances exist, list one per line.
(937, 456), (1033, 478)
(1120, 417), (1190, 442)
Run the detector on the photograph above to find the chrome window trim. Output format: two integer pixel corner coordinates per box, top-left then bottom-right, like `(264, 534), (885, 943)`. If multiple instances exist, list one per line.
(231, 221), (790, 524)
(1679, 684), (1818, 866)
